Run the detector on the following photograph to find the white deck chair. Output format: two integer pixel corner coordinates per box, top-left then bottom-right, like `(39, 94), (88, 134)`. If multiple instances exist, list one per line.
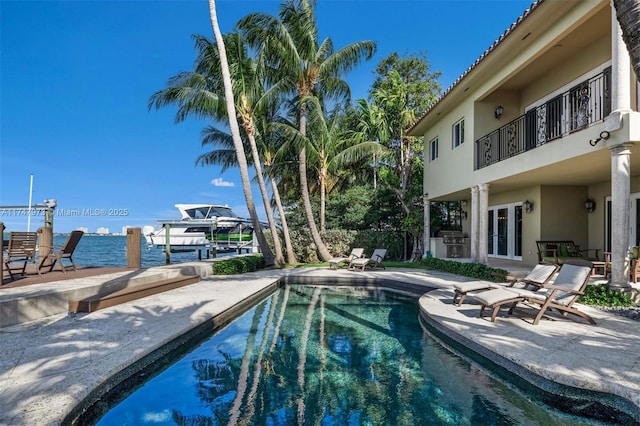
(452, 263), (559, 306)
(328, 248), (365, 270)
(350, 249), (387, 272)
(474, 260), (595, 324)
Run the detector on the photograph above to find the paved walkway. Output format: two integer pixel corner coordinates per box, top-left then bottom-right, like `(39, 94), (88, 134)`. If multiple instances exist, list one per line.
(0, 265), (639, 425)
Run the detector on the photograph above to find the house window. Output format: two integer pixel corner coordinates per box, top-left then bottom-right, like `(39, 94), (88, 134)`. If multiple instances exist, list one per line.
(453, 118), (464, 148)
(429, 137), (439, 161)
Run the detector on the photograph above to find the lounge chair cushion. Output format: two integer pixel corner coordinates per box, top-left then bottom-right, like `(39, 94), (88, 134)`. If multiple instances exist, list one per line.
(474, 288), (520, 307)
(453, 281), (500, 293)
(452, 281), (500, 306)
(518, 263), (558, 289)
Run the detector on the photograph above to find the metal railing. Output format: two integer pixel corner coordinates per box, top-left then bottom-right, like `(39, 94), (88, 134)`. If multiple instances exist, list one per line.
(475, 67), (611, 169)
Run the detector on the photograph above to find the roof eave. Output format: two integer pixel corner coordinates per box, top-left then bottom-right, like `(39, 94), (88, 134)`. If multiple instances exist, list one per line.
(406, 0), (545, 137)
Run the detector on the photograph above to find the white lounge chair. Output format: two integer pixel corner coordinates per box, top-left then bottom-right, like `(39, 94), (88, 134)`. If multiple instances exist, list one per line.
(350, 249), (387, 272)
(473, 260), (595, 325)
(328, 248), (365, 270)
(452, 263), (559, 306)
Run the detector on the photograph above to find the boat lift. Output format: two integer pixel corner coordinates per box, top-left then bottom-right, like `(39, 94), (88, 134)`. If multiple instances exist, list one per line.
(0, 199), (58, 231)
(147, 219), (258, 264)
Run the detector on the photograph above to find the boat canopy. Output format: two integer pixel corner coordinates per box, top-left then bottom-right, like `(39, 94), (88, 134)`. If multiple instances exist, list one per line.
(176, 204), (239, 220)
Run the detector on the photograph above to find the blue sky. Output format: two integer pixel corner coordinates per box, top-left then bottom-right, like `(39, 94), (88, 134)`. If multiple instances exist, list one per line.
(1, 0), (532, 233)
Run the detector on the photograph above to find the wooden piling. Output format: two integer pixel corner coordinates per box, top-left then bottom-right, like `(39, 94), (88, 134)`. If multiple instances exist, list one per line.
(38, 226), (53, 268)
(126, 227), (141, 269)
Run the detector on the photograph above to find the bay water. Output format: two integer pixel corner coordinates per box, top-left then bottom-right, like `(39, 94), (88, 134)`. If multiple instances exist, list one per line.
(49, 234), (229, 268)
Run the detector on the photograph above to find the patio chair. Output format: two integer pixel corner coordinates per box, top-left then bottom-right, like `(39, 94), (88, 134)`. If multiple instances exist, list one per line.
(452, 262), (559, 306)
(349, 248), (387, 272)
(473, 259), (595, 325)
(328, 247), (365, 270)
(3, 231), (39, 281)
(38, 230), (84, 273)
(603, 247), (639, 283)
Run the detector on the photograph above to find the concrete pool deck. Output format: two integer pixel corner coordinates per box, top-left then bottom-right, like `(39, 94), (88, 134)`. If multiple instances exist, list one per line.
(0, 264), (639, 425)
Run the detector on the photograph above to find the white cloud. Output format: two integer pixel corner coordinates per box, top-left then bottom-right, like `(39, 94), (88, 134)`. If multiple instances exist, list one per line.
(211, 177), (234, 187)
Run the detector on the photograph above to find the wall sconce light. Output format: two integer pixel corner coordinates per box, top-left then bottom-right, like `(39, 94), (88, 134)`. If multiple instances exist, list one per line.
(461, 211), (468, 220)
(589, 130), (610, 146)
(523, 200), (533, 213)
(585, 198), (596, 213)
(494, 105), (504, 119)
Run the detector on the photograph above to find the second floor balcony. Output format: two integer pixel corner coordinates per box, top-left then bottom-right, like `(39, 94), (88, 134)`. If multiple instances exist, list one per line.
(475, 67), (611, 170)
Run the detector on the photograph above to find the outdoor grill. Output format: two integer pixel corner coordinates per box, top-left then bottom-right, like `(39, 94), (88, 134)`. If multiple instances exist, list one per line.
(442, 231), (464, 258)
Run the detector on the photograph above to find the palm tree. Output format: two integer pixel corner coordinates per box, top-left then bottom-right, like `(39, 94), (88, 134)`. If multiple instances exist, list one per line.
(614, 0), (640, 81)
(350, 99), (391, 190)
(196, 113), (298, 265)
(371, 78), (424, 260)
(277, 98), (384, 232)
(207, 0), (275, 266)
(193, 33), (285, 265)
(255, 114), (298, 264)
(238, 0), (376, 261)
(149, 33), (280, 266)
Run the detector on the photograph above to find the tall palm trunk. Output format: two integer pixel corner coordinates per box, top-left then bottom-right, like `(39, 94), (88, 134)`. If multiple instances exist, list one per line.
(614, 0), (640, 81)
(270, 176), (297, 263)
(319, 169), (327, 233)
(299, 111), (332, 261)
(247, 129), (284, 265)
(296, 287), (321, 425)
(208, 0), (274, 266)
(240, 291), (278, 424)
(227, 302), (265, 425)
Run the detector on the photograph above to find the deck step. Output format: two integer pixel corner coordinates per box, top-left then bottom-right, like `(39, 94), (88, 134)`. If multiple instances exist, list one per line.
(69, 274), (200, 313)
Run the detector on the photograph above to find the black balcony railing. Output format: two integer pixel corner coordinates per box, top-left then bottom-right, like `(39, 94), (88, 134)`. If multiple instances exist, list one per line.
(475, 67), (611, 169)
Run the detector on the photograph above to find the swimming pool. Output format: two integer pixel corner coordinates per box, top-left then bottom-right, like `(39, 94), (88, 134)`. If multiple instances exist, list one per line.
(92, 285), (595, 425)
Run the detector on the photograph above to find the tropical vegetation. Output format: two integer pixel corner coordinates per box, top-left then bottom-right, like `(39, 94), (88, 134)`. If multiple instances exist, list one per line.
(150, 0), (449, 265)
(613, 0), (640, 82)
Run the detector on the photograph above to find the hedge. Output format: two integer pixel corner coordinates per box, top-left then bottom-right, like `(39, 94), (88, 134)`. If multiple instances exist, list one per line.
(212, 254), (265, 275)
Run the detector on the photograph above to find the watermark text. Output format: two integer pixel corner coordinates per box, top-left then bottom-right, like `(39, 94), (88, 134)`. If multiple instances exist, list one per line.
(0, 208), (129, 217)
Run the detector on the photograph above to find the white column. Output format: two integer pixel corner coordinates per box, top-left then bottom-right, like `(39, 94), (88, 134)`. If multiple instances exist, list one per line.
(611, 4), (631, 113)
(423, 198), (431, 257)
(610, 144), (632, 287)
(470, 186), (479, 261)
(478, 184), (490, 265)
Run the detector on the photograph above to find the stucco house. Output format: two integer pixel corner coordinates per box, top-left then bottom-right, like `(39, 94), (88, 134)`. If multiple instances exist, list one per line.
(408, 0), (640, 287)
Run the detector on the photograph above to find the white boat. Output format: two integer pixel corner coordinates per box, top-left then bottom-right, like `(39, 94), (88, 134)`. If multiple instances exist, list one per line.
(143, 204), (256, 252)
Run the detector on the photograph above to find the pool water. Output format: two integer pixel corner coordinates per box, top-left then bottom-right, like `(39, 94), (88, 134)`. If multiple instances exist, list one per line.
(95, 285), (595, 425)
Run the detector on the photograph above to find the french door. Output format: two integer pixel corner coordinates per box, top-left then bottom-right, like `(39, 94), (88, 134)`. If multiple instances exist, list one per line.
(488, 203), (523, 259)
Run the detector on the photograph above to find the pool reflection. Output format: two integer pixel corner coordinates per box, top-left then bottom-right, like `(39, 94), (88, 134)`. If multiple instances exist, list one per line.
(95, 285), (592, 425)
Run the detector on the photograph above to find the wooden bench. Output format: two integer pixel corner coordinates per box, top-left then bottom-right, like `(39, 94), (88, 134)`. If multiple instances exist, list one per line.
(69, 274), (200, 313)
(3, 231), (39, 280)
(536, 240), (600, 265)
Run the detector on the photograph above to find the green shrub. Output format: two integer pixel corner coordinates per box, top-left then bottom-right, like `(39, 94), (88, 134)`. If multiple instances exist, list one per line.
(578, 284), (635, 307)
(289, 228), (405, 263)
(420, 257), (508, 282)
(213, 254), (265, 275)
